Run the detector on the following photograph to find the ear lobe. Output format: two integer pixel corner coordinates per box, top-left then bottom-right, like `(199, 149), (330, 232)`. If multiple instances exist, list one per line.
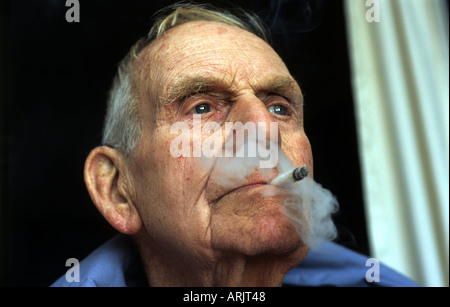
(84, 146), (142, 235)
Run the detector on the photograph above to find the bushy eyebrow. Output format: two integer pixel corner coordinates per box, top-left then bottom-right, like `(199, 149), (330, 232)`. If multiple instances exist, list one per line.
(160, 76), (224, 105)
(160, 75), (303, 106)
(258, 76), (303, 104)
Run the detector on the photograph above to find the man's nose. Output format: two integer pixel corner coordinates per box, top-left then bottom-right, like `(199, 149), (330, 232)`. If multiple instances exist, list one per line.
(228, 94), (273, 124)
(226, 94), (282, 145)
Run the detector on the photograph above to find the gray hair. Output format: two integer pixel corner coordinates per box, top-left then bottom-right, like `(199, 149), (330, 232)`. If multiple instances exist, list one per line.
(101, 2), (270, 155)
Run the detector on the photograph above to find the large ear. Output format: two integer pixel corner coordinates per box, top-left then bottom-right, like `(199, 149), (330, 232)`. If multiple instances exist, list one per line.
(84, 146), (142, 235)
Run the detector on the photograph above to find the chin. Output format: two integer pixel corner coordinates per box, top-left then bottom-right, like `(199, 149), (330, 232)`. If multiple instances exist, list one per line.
(210, 185), (310, 258)
(211, 206), (306, 257)
(246, 212), (305, 256)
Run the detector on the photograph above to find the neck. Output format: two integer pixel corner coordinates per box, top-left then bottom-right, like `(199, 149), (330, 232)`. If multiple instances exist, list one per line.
(135, 234), (308, 286)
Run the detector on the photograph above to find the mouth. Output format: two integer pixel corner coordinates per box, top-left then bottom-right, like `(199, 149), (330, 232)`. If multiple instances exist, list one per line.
(205, 166), (279, 205)
(227, 182), (267, 194)
(211, 180), (270, 204)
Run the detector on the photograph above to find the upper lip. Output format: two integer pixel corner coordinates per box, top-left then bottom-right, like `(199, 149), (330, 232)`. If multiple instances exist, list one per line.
(208, 170), (278, 204)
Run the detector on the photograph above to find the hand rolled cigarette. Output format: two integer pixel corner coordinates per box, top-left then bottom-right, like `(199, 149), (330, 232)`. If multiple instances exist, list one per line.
(270, 165), (309, 186)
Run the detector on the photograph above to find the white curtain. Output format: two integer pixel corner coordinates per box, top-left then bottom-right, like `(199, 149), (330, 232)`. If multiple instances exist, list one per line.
(344, 0), (449, 286)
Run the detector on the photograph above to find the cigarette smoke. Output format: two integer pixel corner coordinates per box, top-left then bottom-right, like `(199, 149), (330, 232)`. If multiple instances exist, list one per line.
(271, 149), (339, 250)
(202, 134), (339, 251)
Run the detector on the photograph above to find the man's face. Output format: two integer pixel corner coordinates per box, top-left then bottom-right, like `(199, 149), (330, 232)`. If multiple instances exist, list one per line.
(128, 21), (313, 265)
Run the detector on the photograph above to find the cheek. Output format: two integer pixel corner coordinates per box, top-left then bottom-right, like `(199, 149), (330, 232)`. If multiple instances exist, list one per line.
(134, 132), (209, 209)
(132, 142), (213, 245)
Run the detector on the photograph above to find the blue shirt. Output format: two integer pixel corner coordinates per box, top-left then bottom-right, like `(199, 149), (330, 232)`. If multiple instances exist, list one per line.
(51, 234), (419, 287)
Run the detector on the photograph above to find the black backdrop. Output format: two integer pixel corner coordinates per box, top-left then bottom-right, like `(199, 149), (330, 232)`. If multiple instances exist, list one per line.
(2, 0), (369, 286)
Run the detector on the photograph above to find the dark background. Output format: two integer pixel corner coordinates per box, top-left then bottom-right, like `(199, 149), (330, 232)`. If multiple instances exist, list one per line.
(1, 0), (369, 286)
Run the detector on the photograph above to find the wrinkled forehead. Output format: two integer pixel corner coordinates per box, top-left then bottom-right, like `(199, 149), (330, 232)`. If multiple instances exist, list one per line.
(132, 21), (291, 108)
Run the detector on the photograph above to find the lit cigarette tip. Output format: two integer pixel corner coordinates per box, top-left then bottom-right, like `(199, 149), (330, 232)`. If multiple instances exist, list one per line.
(270, 165), (309, 186)
(293, 165), (309, 181)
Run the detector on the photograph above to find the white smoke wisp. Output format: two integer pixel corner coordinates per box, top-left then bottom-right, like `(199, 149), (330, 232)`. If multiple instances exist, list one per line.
(199, 125), (339, 251)
(266, 149), (339, 250)
(281, 177), (339, 250)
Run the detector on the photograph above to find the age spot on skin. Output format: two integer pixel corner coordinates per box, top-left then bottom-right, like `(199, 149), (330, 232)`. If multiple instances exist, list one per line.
(217, 26), (227, 35)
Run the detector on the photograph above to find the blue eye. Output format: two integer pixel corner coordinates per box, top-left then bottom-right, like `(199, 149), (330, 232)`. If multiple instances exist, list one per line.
(268, 105), (288, 116)
(193, 104), (212, 114)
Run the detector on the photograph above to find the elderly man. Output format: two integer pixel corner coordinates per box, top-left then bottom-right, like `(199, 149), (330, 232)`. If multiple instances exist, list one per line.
(52, 3), (417, 287)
